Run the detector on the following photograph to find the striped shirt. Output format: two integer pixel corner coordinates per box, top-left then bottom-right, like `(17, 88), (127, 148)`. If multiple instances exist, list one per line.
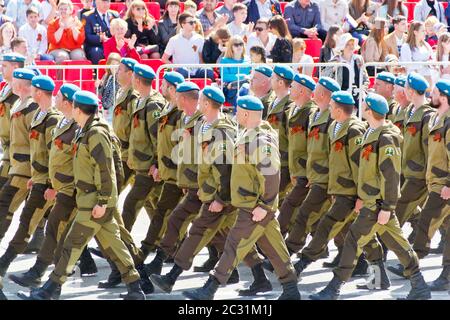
(363, 127), (375, 141)
(184, 115), (191, 125)
(313, 111), (321, 123)
(58, 117), (70, 129)
(333, 122), (343, 138)
(201, 122), (212, 134)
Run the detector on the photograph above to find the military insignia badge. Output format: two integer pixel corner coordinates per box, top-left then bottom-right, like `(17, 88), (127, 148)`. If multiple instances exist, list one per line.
(385, 147), (394, 156)
(355, 137), (363, 145)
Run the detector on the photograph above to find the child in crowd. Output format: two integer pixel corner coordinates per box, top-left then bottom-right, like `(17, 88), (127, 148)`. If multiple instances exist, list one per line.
(97, 53), (121, 123)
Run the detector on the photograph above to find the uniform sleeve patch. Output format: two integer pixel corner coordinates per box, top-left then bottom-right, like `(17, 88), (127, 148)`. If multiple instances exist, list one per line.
(385, 147), (394, 156)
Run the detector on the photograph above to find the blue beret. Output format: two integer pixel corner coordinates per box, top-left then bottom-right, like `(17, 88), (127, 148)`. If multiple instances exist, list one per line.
(28, 66), (42, 76)
(202, 86), (225, 104)
(13, 68), (36, 81)
(163, 71), (185, 86)
(435, 79), (450, 97)
(365, 93), (389, 115)
(73, 90), (99, 107)
(31, 75), (55, 92)
(121, 57), (138, 70)
(394, 76), (406, 88)
(254, 65), (273, 78)
(1, 53), (25, 63)
(293, 73), (316, 91)
(331, 91), (355, 105)
(237, 95), (263, 111)
(273, 65), (294, 81)
(376, 71), (396, 85)
(407, 72), (429, 93)
(60, 83), (80, 102)
(318, 77), (341, 93)
(133, 63), (156, 80)
(176, 81), (200, 93)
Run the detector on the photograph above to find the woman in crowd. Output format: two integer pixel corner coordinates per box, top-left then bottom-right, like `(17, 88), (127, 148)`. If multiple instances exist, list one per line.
(361, 17), (389, 76)
(435, 32), (450, 79)
(424, 15), (440, 48)
(292, 38), (314, 76)
(320, 25), (342, 64)
(348, 0), (379, 43)
(319, 0), (348, 32)
(158, 0), (181, 55)
(400, 21), (434, 87)
(219, 35), (251, 107)
(0, 22), (16, 54)
(268, 15), (292, 63)
(47, 0), (86, 63)
(97, 52), (121, 123)
(103, 18), (140, 60)
(249, 45), (266, 63)
(202, 27), (230, 63)
(125, 0), (160, 59)
(378, 0), (408, 20)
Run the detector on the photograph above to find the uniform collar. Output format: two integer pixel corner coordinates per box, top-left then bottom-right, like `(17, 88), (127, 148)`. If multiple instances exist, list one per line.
(405, 102), (430, 124)
(330, 115), (357, 142)
(310, 108), (330, 127)
(429, 109), (450, 132)
(268, 94), (290, 116)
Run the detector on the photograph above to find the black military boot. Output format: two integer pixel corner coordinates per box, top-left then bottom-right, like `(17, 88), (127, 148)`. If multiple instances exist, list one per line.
(380, 240), (389, 262)
(9, 258), (48, 288)
(78, 247), (98, 277)
(309, 275), (344, 300)
(136, 264), (154, 294)
(277, 281), (301, 300)
(23, 225), (45, 254)
(193, 245), (219, 272)
(356, 260), (391, 290)
(322, 249), (341, 268)
(387, 263), (407, 279)
(139, 244), (157, 262)
(150, 264), (183, 293)
(88, 247), (104, 259)
(294, 255), (313, 277)
(0, 247), (17, 277)
(238, 263), (272, 296)
(351, 254), (369, 277)
(27, 279), (61, 300)
(98, 259), (121, 289)
(428, 266), (450, 291)
(398, 272), (431, 300)
(182, 275), (220, 300)
(226, 268), (240, 284)
(121, 280), (146, 300)
(144, 249), (167, 275)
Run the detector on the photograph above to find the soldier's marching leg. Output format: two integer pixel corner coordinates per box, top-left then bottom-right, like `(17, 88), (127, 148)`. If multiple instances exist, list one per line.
(139, 183), (163, 257)
(121, 173), (156, 231)
(278, 177), (309, 236)
(278, 166), (292, 204)
(430, 215), (450, 254)
(395, 178), (428, 226)
(9, 192), (77, 288)
(0, 162), (10, 190)
(428, 218), (450, 291)
(121, 161), (134, 190)
(24, 217), (46, 254)
(0, 183), (53, 276)
(0, 175), (29, 240)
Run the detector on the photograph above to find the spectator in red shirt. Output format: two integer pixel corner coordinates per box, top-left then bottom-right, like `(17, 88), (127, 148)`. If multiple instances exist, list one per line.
(47, 0), (86, 63)
(103, 17), (140, 60)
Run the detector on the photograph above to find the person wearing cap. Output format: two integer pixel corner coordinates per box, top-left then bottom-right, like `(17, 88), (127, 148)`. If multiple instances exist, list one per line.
(374, 71), (398, 123)
(122, 63), (166, 233)
(282, 77), (338, 258)
(0, 53), (23, 192)
(423, 79), (450, 291)
(392, 75), (410, 131)
(277, 73), (318, 237)
(0, 68), (38, 247)
(21, 90), (146, 300)
(144, 81), (205, 277)
(249, 65), (275, 118)
(386, 73), (435, 277)
(182, 95), (301, 300)
(267, 65), (293, 203)
(0, 75), (62, 279)
(150, 86), (261, 294)
(310, 93), (431, 301)
(8, 83), (97, 289)
(294, 91), (373, 282)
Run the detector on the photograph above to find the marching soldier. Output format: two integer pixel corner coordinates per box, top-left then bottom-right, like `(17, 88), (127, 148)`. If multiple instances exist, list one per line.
(0, 68), (37, 243)
(122, 63), (165, 231)
(149, 87), (271, 296)
(392, 76), (409, 131)
(0, 53), (22, 190)
(20, 91), (145, 300)
(248, 66), (276, 118)
(0, 75), (62, 277)
(182, 95), (300, 300)
(374, 72), (398, 123)
(309, 93), (431, 300)
(277, 74), (317, 236)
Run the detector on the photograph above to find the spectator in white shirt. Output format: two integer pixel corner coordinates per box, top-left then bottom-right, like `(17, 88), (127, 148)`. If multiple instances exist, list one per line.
(6, 0), (43, 29)
(40, 0), (58, 27)
(162, 12), (214, 80)
(245, 18), (276, 56)
(319, 0), (348, 32)
(227, 3), (253, 38)
(18, 7), (54, 61)
(292, 38), (314, 76)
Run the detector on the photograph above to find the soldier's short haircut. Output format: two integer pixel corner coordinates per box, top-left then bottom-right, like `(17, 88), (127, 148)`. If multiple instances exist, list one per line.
(440, 92), (450, 105)
(10, 37), (26, 51)
(205, 95), (222, 109)
(335, 102), (354, 115)
(276, 75), (292, 88)
(181, 90), (199, 101)
(372, 110), (385, 120)
(74, 101), (97, 115)
(137, 76), (153, 87)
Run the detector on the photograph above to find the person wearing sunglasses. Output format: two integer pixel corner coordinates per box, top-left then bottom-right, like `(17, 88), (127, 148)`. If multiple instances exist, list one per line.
(246, 18), (276, 56)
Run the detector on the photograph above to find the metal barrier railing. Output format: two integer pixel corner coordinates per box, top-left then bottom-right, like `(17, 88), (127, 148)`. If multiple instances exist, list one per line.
(358, 60), (450, 116)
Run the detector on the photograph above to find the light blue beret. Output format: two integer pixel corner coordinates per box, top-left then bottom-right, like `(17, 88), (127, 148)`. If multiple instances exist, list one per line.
(133, 63), (156, 80)
(331, 91), (355, 105)
(237, 95), (263, 111)
(31, 75), (55, 92)
(60, 83), (81, 102)
(394, 76), (406, 88)
(202, 86), (225, 104)
(1, 53), (26, 63)
(121, 57), (138, 70)
(163, 71), (185, 86)
(407, 72), (429, 93)
(273, 65), (294, 81)
(13, 68), (35, 81)
(293, 73), (316, 91)
(365, 93), (389, 115)
(376, 71), (396, 85)
(176, 81), (200, 92)
(318, 77), (341, 93)
(73, 90), (99, 107)
(435, 79), (450, 97)
(254, 65), (273, 78)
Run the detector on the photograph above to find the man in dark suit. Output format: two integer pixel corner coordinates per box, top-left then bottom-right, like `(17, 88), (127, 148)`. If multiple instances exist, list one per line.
(244, 0), (282, 24)
(82, 0), (119, 64)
